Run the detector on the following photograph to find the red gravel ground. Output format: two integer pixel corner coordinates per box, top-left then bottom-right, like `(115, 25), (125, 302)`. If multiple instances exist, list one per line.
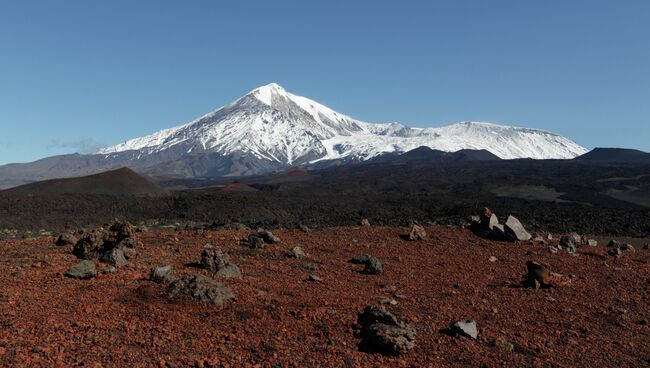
(0, 226), (648, 367)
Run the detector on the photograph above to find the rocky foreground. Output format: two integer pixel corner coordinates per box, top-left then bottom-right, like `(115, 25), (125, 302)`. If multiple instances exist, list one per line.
(0, 224), (648, 367)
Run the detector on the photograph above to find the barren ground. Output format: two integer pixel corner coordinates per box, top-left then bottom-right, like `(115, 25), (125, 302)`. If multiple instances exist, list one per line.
(0, 226), (648, 367)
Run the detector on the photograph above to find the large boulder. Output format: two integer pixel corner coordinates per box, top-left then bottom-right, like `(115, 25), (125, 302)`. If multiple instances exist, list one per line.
(504, 216), (531, 241)
(166, 274), (235, 306)
(522, 261), (570, 289)
(64, 260), (97, 279)
(356, 305), (416, 355)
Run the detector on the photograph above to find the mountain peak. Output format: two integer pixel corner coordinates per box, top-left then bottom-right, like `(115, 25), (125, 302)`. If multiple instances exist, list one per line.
(248, 83), (289, 106)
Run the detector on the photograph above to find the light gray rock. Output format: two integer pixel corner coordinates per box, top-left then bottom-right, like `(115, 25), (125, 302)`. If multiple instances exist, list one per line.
(285, 246), (306, 258)
(450, 320), (478, 339)
(150, 265), (173, 283)
(65, 260), (96, 279)
(504, 216), (531, 241)
(101, 248), (127, 267)
(489, 256), (498, 263)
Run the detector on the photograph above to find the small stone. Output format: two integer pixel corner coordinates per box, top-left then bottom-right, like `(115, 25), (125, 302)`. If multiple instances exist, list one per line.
(257, 229), (280, 244)
(150, 265), (173, 283)
(350, 255), (371, 264)
(607, 239), (621, 248)
(549, 246), (559, 254)
(560, 233), (581, 252)
(608, 247), (622, 257)
(494, 337), (514, 352)
(100, 266), (116, 274)
(449, 320), (478, 339)
(363, 257), (383, 275)
(55, 233), (77, 247)
(379, 297), (398, 306)
(243, 235), (265, 249)
(215, 263), (241, 278)
(408, 224), (427, 241)
(587, 239), (598, 247)
(489, 256), (497, 263)
(299, 225), (311, 233)
(620, 243), (635, 251)
(643, 243), (649, 250)
(65, 260), (96, 279)
(307, 275), (323, 282)
(101, 248), (127, 267)
(285, 246), (306, 258)
(360, 219), (371, 227)
(121, 247), (136, 259)
(522, 261), (570, 289)
(200, 244), (230, 272)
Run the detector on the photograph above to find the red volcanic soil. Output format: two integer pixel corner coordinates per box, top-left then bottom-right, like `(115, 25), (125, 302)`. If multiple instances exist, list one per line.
(222, 181), (258, 192)
(0, 226), (648, 367)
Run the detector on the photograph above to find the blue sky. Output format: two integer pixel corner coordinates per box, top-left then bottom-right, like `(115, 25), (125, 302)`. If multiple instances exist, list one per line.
(0, 0), (648, 164)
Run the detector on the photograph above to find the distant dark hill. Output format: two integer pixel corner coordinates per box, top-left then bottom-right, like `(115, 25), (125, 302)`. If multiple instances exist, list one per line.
(368, 146), (501, 164)
(0, 167), (167, 196)
(576, 148), (650, 163)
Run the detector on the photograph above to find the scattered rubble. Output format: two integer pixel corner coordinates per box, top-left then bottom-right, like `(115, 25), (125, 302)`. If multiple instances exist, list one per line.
(166, 274), (235, 306)
(522, 261), (570, 289)
(356, 305), (416, 355)
(72, 221), (137, 267)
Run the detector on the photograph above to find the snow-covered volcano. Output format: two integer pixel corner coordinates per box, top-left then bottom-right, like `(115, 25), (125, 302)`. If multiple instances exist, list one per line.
(0, 83), (588, 188)
(98, 83), (587, 163)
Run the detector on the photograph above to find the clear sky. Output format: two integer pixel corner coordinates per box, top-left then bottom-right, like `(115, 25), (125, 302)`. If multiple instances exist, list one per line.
(0, 0), (648, 165)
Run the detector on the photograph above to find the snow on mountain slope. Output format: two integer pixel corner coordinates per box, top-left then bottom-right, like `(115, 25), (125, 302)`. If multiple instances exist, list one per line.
(98, 83), (587, 165)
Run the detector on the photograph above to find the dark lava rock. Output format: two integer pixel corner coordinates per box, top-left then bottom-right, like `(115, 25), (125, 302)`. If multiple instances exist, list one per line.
(257, 229), (281, 244)
(449, 320), (478, 339)
(408, 224), (427, 241)
(215, 263), (241, 278)
(64, 260), (96, 279)
(55, 233), (77, 247)
(200, 244), (230, 272)
(356, 305), (416, 355)
(72, 221), (136, 260)
(643, 243), (649, 250)
(607, 239), (621, 248)
(363, 257), (383, 275)
(504, 215), (531, 241)
(522, 261), (570, 289)
(490, 224), (508, 241)
(200, 244), (241, 278)
(149, 265), (173, 284)
(166, 274), (235, 306)
(243, 235), (265, 249)
(350, 255), (372, 264)
(72, 229), (109, 260)
(560, 233), (582, 252)
(608, 247), (622, 257)
(620, 243), (635, 251)
(285, 246), (306, 258)
(101, 248), (127, 267)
